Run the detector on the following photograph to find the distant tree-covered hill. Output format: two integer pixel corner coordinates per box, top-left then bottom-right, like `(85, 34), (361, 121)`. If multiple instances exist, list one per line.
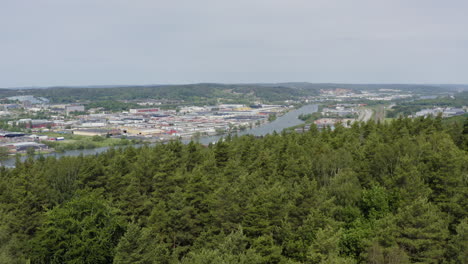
(0, 82), (459, 104)
(0, 83), (313, 104)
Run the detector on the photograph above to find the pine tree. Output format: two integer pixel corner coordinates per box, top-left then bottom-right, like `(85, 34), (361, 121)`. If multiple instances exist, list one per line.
(29, 191), (125, 264)
(394, 198), (449, 263)
(113, 223), (169, 264)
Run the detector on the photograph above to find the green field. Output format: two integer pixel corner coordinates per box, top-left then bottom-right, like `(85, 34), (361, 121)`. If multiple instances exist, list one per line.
(39, 133), (138, 152)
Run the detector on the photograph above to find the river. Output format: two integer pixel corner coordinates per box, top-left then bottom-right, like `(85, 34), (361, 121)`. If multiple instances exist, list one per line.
(195, 104), (318, 144)
(1, 104), (318, 167)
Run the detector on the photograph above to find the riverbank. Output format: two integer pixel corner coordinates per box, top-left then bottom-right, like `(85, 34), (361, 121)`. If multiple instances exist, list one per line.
(41, 133), (144, 152)
(0, 104), (318, 167)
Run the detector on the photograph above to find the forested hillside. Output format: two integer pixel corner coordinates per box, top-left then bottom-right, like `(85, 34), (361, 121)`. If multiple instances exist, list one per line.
(0, 84), (312, 104)
(0, 83), (458, 104)
(0, 117), (467, 263)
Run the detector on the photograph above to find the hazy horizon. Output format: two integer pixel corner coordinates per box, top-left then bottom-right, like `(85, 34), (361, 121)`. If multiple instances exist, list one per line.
(3, 82), (468, 91)
(1, 0), (467, 87)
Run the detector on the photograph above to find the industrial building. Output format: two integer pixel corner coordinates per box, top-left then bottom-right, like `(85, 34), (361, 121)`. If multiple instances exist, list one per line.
(4, 142), (48, 152)
(65, 105), (85, 115)
(73, 129), (120, 137)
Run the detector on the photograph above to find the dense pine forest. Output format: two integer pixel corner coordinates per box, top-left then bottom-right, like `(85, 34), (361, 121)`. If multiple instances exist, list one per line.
(0, 117), (467, 263)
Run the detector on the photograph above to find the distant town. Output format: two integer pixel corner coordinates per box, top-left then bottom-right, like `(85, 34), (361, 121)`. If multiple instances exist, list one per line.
(0, 85), (466, 155)
(0, 95), (291, 154)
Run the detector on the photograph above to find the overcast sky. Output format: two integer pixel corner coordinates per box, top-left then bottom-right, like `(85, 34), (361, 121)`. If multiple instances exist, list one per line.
(1, 0), (467, 87)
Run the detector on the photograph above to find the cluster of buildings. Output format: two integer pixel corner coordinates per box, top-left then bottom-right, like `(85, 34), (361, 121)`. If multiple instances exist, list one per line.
(0, 95), (288, 153)
(302, 88), (413, 103)
(1, 96), (85, 117)
(0, 94), (288, 154)
(313, 104), (362, 129)
(319, 88), (353, 96)
(321, 104), (360, 118)
(65, 104), (286, 139)
(293, 104), (363, 134)
(413, 107), (466, 118)
(0, 132), (51, 153)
